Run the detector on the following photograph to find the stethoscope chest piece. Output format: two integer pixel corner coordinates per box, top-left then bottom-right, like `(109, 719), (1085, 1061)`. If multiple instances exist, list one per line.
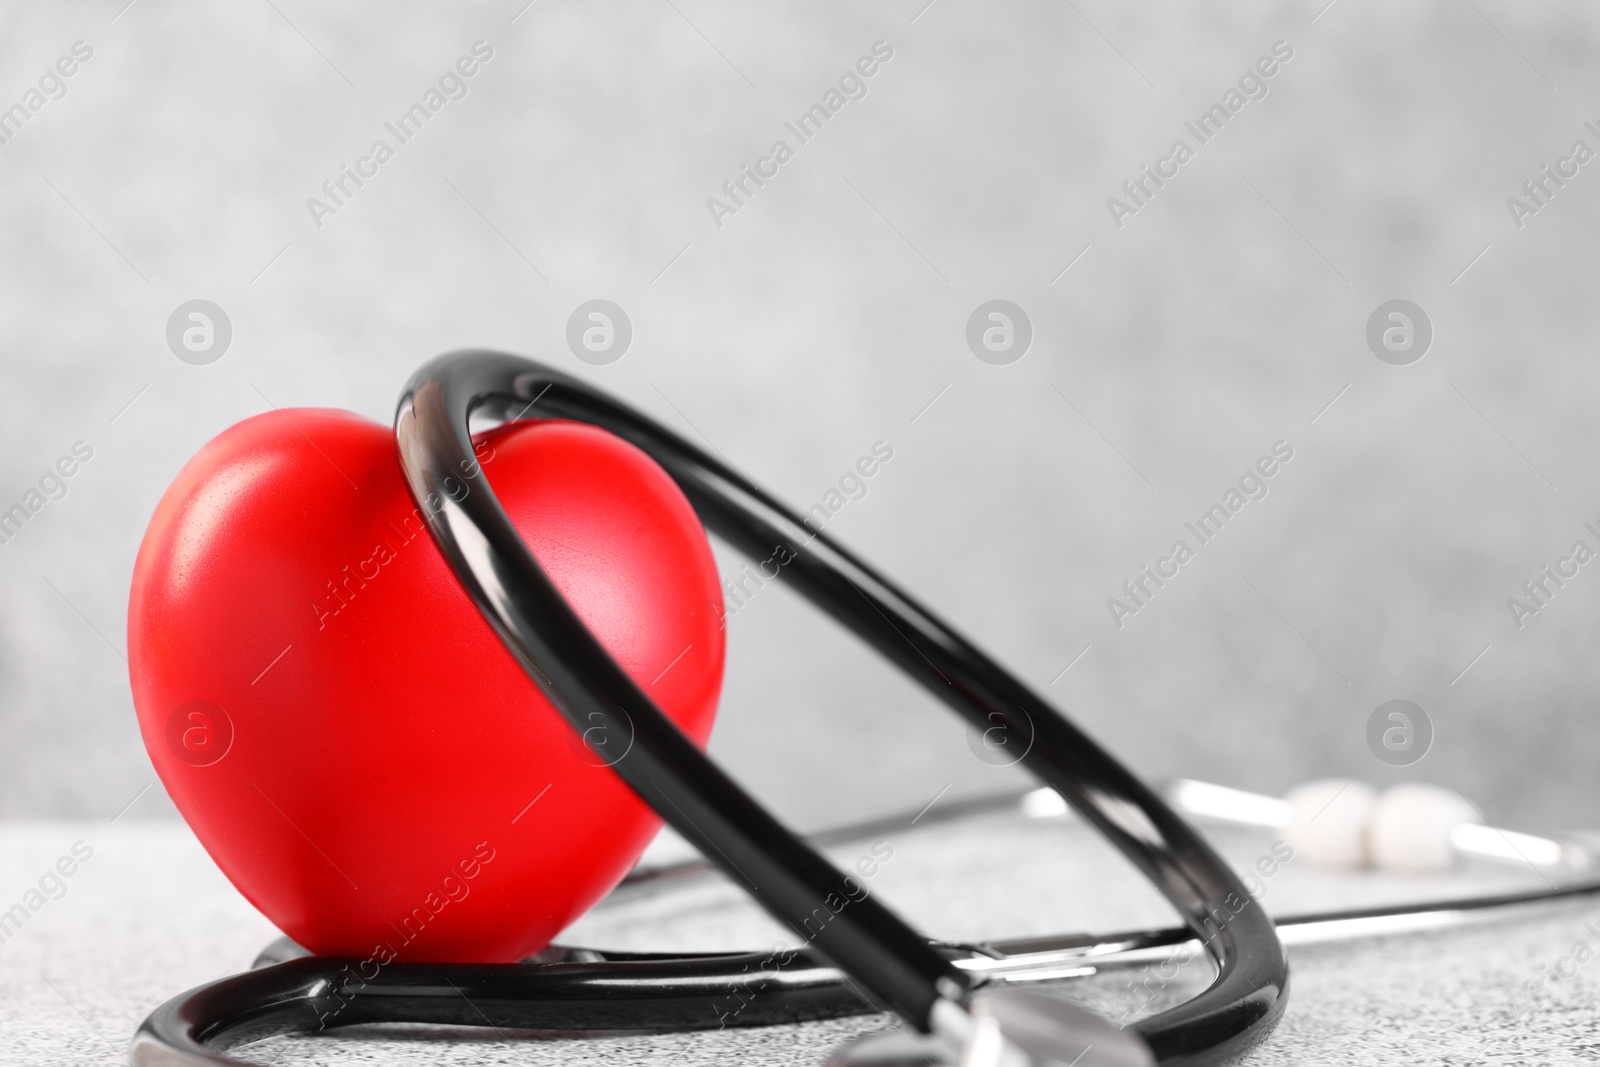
(827, 988), (1156, 1067)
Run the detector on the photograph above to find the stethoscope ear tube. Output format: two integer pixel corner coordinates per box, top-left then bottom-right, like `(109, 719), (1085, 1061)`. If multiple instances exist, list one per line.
(391, 351), (1287, 1064)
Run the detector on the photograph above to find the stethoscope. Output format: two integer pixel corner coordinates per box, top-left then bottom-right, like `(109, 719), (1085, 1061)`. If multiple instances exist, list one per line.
(129, 351), (1600, 1067)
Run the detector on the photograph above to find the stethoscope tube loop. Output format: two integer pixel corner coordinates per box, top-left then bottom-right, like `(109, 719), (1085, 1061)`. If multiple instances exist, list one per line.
(395, 363), (967, 1031)
(392, 351), (1287, 1063)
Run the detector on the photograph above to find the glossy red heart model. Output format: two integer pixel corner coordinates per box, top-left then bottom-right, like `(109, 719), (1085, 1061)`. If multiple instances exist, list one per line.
(128, 410), (724, 962)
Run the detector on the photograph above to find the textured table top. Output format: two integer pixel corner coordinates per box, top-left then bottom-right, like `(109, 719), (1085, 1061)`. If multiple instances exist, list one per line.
(2, 806), (1597, 1066)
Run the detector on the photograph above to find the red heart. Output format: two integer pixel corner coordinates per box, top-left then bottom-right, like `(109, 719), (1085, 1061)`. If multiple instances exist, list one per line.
(127, 410), (724, 962)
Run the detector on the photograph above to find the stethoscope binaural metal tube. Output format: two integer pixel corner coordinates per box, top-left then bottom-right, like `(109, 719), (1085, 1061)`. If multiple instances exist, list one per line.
(388, 350), (1286, 1064)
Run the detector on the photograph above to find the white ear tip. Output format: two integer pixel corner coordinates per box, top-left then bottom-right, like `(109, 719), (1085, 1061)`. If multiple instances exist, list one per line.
(1366, 784), (1478, 872)
(1282, 779), (1377, 868)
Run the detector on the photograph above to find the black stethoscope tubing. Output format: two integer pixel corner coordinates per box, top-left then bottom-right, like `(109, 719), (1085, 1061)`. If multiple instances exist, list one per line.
(138, 350), (1292, 1064)
(132, 816), (1600, 1065)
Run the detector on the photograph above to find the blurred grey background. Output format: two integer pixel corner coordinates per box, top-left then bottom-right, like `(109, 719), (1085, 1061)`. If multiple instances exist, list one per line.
(1, 0), (1597, 835)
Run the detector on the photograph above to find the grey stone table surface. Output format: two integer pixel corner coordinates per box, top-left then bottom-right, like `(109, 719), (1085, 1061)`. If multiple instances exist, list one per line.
(0, 805), (1596, 1066)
